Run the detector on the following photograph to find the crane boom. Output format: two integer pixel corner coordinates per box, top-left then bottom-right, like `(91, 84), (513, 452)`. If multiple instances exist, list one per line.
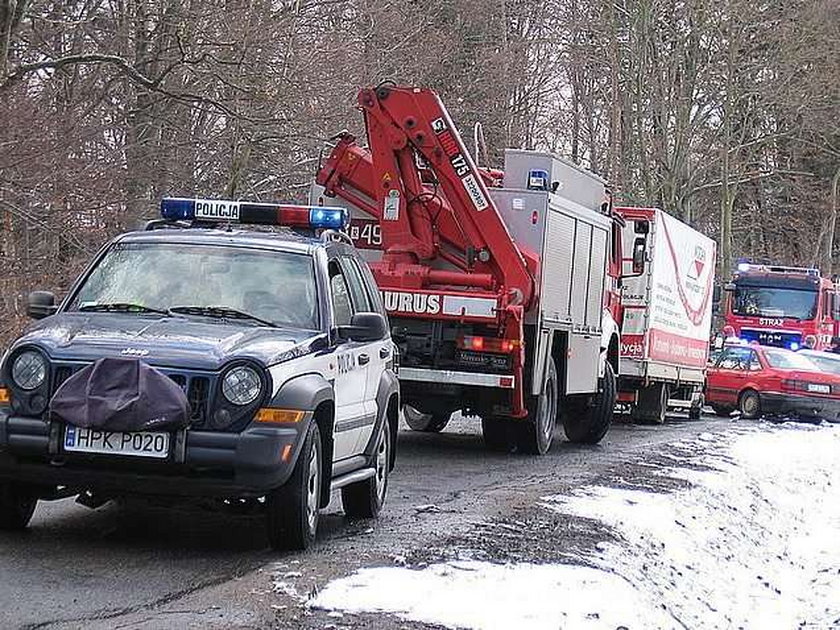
(317, 85), (538, 310)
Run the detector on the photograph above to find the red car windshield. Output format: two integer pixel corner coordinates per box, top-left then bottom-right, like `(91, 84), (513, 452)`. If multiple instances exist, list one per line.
(762, 348), (818, 371)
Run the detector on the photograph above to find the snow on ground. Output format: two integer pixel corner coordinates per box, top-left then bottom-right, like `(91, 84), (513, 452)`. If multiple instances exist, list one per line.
(309, 423), (840, 629)
(541, 423), (840, 629)
(310, 560), (672, 629)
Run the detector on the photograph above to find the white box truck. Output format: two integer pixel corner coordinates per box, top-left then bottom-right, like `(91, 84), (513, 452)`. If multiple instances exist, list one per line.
(615, 207), (717, 422)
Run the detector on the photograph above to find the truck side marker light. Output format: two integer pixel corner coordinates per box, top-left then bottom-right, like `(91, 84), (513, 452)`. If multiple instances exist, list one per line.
(255, 409), (304, 424)
(0, 387), (9, 403)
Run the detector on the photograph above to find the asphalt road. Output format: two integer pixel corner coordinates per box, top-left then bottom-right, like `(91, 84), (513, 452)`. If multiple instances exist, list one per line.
(0, 413), (737, 629)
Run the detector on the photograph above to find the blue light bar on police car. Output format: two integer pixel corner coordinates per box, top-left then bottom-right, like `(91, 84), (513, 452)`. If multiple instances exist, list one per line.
(160, 197), (349, 230)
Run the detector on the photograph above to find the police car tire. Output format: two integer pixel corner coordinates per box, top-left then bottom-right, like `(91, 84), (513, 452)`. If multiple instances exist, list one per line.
(265, 422), (321, 551)
(563, 362), (616, 445)
(0, 482), (37, 531)
(404, 406), (451, 433)
(342, 420), (390, 519)
(516, 356), (559, 455)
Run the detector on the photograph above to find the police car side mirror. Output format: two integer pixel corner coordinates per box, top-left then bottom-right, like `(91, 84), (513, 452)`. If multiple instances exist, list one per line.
(338, 312), (388, 343)
(28, 291), (57, 320)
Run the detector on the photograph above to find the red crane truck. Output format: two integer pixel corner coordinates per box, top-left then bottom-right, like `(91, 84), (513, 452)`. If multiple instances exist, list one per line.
(609, 207), (717, 423)
(721, 263), (840, 351)
(313, 85), (616, 454)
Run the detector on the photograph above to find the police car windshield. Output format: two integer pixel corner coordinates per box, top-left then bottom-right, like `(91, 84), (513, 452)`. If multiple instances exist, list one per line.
(68, 243), (319, 330)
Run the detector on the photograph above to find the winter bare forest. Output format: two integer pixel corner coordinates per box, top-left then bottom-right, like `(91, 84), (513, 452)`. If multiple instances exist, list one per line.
(0, 0), (838, 341)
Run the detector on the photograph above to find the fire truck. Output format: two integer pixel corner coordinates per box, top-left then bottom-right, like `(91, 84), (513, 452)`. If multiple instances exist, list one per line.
(609, 207), (717, 423)
(313, 85), (617, 454)
(721, 263), (840, 351)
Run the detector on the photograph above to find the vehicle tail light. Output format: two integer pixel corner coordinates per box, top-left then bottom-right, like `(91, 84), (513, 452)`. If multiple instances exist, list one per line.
(781, 379), (804, 392)
(457, 336), (520, 354)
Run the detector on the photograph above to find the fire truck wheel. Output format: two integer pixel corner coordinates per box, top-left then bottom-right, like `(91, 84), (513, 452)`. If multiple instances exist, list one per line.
(0, 482), (38, 531)
(481, 418), (516, 452)
(563, 362), (616, 444)
(403, 406), (451, 433)
(710, 404), (734, 417)
(632, 382), (668, 424)
(738, 389), (761, 419)
(515, 356), (559, 455)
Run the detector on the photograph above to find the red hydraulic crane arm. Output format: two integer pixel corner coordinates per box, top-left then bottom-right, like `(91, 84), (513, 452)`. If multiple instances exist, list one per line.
(317, 85), (537, 310)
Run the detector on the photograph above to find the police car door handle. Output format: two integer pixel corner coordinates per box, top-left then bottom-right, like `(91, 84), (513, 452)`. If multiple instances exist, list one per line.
(358, 353), (371, 365)
(379, 347), (390, 359)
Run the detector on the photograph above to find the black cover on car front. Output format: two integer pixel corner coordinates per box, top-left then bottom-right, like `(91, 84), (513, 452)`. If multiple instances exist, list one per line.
(49, 357), (190, 431)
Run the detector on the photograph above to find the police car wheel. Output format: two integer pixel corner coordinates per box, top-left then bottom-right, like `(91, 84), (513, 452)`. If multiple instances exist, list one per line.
(0, 482), (38, 531)
(265, 422), (322, 551)
(342, 419), (390, 519)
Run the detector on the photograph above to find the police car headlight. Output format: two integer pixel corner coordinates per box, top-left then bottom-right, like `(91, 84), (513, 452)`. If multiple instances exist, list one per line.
(221, 365), (262, 406)
(11, 350), (47, 391)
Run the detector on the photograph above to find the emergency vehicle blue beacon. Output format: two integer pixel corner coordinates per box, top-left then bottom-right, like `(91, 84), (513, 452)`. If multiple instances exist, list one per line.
(160, 197), (349, 230)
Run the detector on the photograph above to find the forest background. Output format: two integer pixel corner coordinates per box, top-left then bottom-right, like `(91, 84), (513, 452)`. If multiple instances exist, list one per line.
(1, 0), (838, 340)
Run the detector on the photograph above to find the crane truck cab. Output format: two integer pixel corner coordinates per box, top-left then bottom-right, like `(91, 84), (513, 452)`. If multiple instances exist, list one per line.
(0, 199), (399, 550)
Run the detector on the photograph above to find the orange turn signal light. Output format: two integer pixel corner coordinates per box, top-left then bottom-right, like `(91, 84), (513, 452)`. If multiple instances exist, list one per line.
(0, 387), (10, 404)
(255, 408), (304, 424)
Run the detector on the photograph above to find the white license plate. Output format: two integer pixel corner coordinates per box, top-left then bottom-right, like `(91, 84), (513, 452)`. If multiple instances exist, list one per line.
(64, 426), (170, 459)
(807, 383), (831, 394)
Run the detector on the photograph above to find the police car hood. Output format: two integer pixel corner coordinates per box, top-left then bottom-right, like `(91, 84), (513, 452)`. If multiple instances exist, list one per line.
(15, 313), (321, 370)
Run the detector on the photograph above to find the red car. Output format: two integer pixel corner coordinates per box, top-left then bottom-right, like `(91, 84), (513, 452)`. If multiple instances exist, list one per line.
(706, 343), (840, 421)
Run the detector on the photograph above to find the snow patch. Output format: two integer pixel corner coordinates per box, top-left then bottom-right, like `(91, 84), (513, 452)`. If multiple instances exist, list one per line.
(307, 424), (840, 629)
(310, 560), (673, 629)
(542, 424), (840, 629)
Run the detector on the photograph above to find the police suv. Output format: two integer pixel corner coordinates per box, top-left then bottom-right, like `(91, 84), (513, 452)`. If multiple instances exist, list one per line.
(0, 198), (399, 550)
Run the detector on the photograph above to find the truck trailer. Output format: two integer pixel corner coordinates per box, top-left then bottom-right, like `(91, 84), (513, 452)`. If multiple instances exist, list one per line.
(612, 207), (717, 423)
(313, 85), (616, 454)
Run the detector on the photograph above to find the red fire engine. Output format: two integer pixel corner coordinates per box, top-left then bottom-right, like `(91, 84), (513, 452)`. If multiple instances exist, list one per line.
(314, 85), (617, 454)
(722, 263), (840, 351)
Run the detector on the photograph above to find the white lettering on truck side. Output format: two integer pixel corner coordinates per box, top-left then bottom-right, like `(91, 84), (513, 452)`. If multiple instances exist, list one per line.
(381, 291), (441, 315)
